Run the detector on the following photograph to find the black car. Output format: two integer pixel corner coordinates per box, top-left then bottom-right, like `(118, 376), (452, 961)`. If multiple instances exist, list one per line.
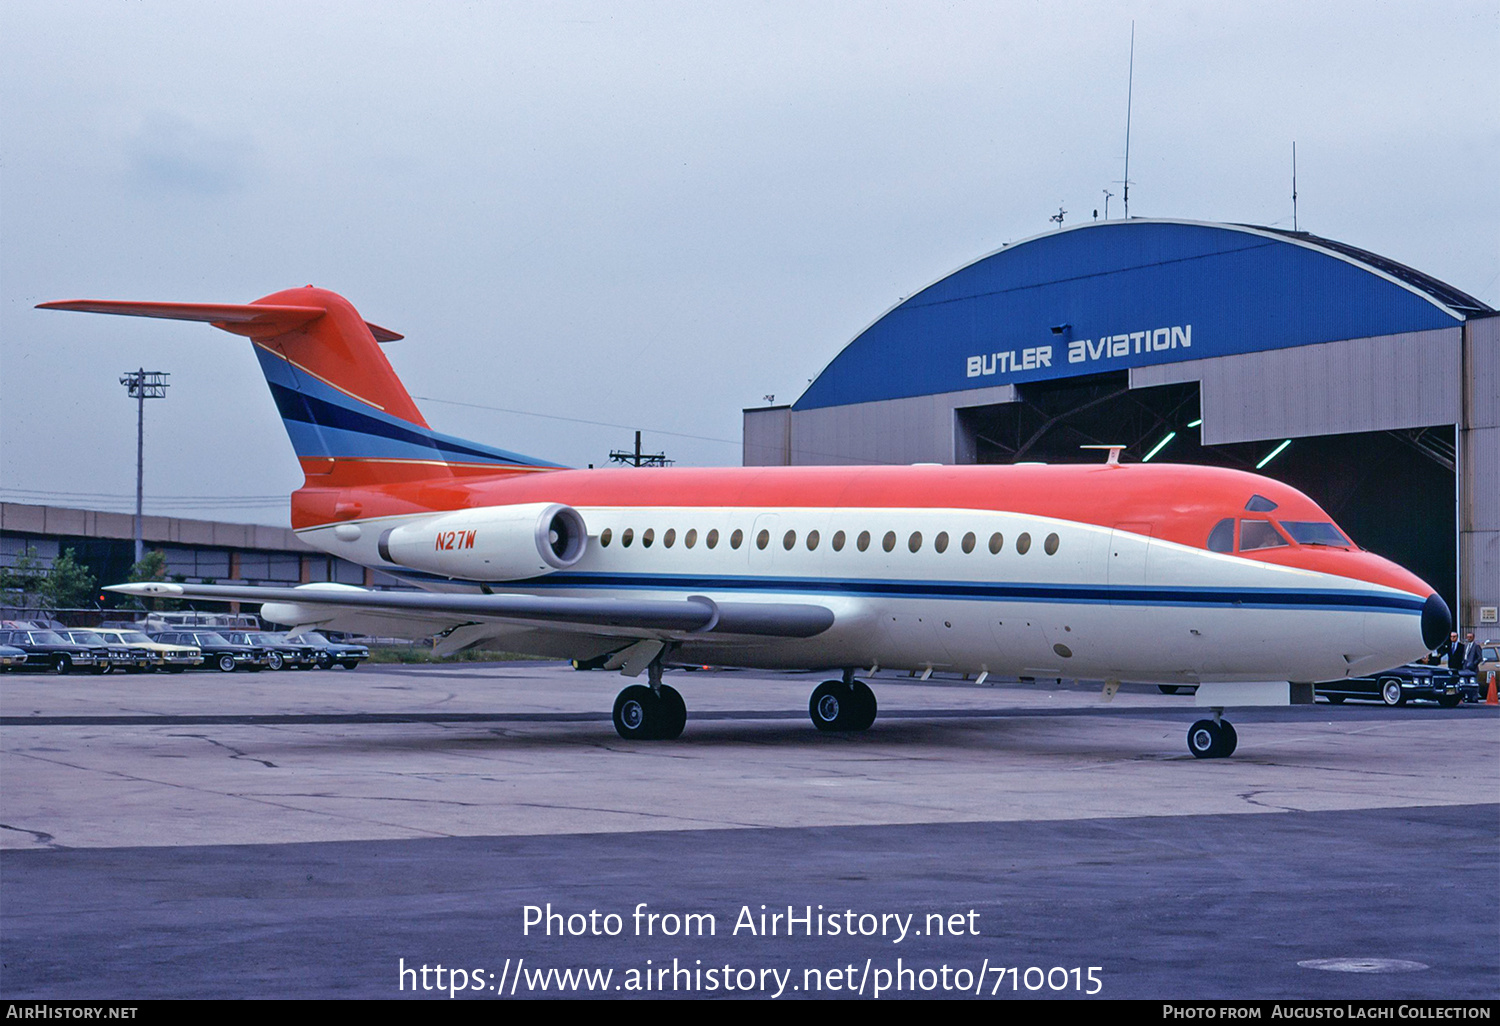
(151, 630), (260, 673)
(0, 628), (102, 674)
(296, 632), (370, 669)
(223, 631), (318, 670)
(1316, 663), (1464, 708)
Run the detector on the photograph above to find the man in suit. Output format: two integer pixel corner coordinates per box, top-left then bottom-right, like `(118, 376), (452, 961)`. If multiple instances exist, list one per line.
(1436, 631), (1459, 668)
(1446, 632), (1465, 671)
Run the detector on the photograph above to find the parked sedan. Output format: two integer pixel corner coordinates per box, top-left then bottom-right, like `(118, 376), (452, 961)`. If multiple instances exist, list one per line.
(295, 631), (370, 669)
(0, 645), (28, 671)
(1317, 663), (1464, 708)
(0, 629), (101, 674)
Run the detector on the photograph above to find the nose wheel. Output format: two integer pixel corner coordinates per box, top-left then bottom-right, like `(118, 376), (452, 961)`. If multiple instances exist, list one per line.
(1187, 717), (1238, 759)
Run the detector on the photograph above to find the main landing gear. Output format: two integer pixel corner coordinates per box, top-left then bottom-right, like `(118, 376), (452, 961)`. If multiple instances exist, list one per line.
(809, 675), (877, 732)
(1187, 712), (1238, 759)
(609, 664), (881, 739)
(611, 656), (686, 740)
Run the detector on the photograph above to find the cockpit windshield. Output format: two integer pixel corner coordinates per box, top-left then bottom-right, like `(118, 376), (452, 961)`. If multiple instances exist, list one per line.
(1279, 521), (1351, 548)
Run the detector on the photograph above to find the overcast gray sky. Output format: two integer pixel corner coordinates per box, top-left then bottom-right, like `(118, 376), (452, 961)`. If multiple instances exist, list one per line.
(3, 1), (1496, 527)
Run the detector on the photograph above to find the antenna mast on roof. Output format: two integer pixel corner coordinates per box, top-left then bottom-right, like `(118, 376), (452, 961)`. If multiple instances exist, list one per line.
(1122, 22), (1135, 218)
(1292, 141), (1298, 232)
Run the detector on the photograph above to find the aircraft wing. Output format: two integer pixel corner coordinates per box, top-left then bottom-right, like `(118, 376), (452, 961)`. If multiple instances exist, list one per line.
(104, 582), (836, 641)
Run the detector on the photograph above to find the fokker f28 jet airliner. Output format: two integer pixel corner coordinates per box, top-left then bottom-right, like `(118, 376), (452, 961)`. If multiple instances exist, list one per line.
(42, 287), (1450, 758)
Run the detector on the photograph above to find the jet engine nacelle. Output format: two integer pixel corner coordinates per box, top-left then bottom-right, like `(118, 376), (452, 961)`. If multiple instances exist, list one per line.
(377, 502), (588, 580)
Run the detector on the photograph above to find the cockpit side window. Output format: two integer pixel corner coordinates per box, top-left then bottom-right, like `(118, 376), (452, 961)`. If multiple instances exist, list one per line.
(1245, 494), (1279, 512)
(1239, 519), (1288, 551)
(1206, 518), (1235, 553)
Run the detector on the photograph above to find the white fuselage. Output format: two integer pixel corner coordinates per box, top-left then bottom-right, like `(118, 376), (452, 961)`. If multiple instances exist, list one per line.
(298, 504), (1428, 685)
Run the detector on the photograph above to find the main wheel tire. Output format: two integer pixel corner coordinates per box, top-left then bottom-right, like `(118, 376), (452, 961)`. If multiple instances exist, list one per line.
(655, 684), (687, 740)
(1380, 678), (1405, 706)
(266, 652), (284, 671)
(810, 680), (874, 732)
(849, 680), (877, 730)
(613, 685), (662, 740)
(217, 654), (237, 673)
(1325, 694), (1346, 704)
(1218, 721), (1238, 757)
(1188, 719), (1222, 759)
(1158, 685), (1181, 695)
(53, 655), (71, 675)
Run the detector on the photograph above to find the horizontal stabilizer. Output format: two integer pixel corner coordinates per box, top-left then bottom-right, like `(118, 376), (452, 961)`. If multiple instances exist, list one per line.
(105, 582), (836, 639)
(38, 300), (403, 342)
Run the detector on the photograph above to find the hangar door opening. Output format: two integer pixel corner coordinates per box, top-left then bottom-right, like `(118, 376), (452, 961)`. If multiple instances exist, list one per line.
(954, 372), (1458, 617)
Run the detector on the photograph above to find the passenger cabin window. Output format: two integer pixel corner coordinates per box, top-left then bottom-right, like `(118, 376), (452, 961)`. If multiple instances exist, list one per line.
(1206, 518), (1234, 553)
(783, 530), (796, 550)
(882, 531), (897, 553)
(1239, 520), (1288, 551)
(663, 529), (676, 548)
(1016, 532), (1031, 555)
(1280, 521), (1351, 548)
(600, 528), (613, 547)
(730, 529), (743, 549)
(806, 530), (820, 551)
(961, 532), (976, 554)
(832, 530), (845, 551)
(707, 529), (719, 549)
(857, 531), (871, 552)
(756, 529), (770, 550)
(988, 532), (1003, 554)
(934, 531), (949, 554)
(1044, 533), (1060, 555)
(684, 529), (697, 549)
(622, 528), (634, 548)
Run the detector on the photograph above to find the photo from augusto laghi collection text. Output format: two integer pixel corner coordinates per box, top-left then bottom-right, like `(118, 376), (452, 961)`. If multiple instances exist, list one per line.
(397, 901), (1103, 998)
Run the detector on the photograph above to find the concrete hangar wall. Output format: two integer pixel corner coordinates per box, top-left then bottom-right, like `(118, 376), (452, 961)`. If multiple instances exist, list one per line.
(743, 219), (1498, 635)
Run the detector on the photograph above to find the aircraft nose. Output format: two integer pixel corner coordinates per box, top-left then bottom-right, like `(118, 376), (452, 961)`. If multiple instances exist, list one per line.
(1421, 592), (1451, 652)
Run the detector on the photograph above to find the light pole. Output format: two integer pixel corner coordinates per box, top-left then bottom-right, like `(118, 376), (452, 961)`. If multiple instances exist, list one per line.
(118, 369), (169, 565)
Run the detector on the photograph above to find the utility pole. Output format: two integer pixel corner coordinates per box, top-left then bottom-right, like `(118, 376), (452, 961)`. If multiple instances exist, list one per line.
(609, 430), (673, 468)
(118, 369), (169, 564)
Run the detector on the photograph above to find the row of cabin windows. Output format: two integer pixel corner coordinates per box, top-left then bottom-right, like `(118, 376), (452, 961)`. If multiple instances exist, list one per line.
(596, 525), (1062, 556)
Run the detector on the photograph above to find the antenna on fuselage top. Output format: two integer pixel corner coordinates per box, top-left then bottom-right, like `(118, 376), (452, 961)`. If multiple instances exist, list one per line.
(1080, 444), (1127, 466)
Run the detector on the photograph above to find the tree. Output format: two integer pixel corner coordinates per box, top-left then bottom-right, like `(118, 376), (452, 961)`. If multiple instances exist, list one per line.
(38, 548), (96, 610)
(0, 546), (48, 596)
(128, 550), (169, 583)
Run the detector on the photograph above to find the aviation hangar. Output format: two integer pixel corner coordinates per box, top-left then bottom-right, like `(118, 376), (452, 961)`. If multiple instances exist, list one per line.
(743, 218), (1498, 638)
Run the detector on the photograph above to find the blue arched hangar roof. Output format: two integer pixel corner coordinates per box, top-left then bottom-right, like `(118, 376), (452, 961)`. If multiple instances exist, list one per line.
(794, 219), (1487, 411)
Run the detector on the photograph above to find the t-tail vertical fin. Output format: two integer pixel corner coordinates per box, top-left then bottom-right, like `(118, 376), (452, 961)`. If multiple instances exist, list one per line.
(38, 287), (562, 496)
